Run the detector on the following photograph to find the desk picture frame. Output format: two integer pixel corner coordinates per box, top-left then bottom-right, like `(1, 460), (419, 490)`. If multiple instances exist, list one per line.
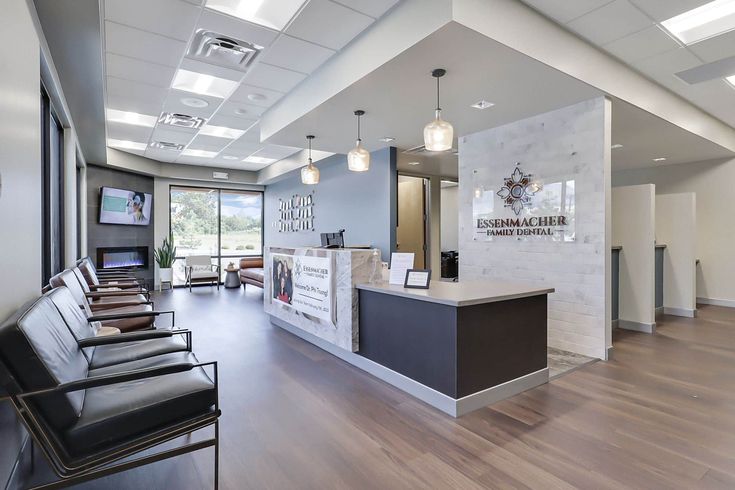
(404, 269), (431, 289)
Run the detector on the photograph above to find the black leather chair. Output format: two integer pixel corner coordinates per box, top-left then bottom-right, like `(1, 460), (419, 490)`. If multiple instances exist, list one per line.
(0, 294), (220, 489)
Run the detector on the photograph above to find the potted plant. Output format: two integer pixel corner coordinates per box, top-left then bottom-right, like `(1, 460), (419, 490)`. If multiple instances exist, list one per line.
(154, 234), (176, 284)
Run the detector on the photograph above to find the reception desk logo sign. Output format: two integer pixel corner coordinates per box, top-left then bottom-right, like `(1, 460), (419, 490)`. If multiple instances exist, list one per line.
(473, 163), (575, 241)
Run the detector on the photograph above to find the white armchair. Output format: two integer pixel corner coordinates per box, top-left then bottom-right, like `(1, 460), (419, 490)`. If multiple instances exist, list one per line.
(184, 255), (221, 291)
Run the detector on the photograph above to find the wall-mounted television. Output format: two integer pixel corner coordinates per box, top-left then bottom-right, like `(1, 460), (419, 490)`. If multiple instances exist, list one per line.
(99, 186), (152, 226)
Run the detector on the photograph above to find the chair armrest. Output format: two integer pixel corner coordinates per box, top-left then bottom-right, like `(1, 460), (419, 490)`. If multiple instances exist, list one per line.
(85, 290), (145, 298)
(78, 329), (178, 347)
(88, 309), (174, 323)
(89, 284), (142, 291)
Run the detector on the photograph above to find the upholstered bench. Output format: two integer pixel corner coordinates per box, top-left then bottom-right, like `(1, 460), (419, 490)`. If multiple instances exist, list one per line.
(239, 257), (264, 289)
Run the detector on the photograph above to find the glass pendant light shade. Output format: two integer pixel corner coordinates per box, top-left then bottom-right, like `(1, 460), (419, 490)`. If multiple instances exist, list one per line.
(423, 68), (453, 152)
(424, 109), (453, 151)
(301, 134), (319, 184)
(348, 109), (370, 171)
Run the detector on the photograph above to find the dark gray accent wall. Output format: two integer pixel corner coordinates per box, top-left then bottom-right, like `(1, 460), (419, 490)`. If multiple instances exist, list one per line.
(87, 165), (155, 284)
(264, 148), (397, 261)
(655, 246), (665, 309)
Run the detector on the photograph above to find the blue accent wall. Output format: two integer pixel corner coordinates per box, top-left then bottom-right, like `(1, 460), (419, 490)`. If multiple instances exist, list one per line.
(264, 147), (397, 261)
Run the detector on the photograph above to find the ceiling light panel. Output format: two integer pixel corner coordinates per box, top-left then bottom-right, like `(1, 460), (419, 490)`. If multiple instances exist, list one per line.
(204, 0), (306, 31)
(108, 139), (147, 151)
(199, 125), (246, 138)
(243, 155), (278, 164)
(726, 74), (735, 85)
(661, 0), (735, 45)
(106, 109), (158, 127)
(182, 149), (218, 158)
(172, 69), (239, 98)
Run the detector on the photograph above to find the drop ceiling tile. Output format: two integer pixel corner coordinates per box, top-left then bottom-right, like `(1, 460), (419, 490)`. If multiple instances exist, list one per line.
(629, 0), (711, 22)
(521, 0), (613, 24)
(207, 113), (258, 130)
(151, 126), (197, 145)
(105, 21), (187, 67)
(567, 0), (652, 45)
(285, 0), (373, 50)
(229, 83), (284, 107)
(106, 77), (168, 110)
(179, 58), (245, 83)
(188, 135), (233, 151)
(145, 148), (181, 162)
(218, 100), (266, 118)
(603, 25), (680, 63)
(260, 35), (335, 74)
(688, 30), (735, 63)
(163, 89), (222, 118)
(106, 53), (176, 88)
(243, 63), (307, 92)
(106, 121), (154, 142)
(631, 47), (702, 90)
(331, 0), (399, 19)
(197, 9), (279, 48)
(225, 140), (263, 154)
(107, 93), (164, 116)
(104, 0), (201, 41)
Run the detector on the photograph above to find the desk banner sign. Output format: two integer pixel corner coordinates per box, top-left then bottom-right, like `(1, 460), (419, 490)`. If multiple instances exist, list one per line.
(272, 253), (333, 323)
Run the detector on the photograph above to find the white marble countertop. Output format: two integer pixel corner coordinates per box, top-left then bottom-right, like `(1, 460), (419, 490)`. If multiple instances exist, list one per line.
(356, 280), (554, 307)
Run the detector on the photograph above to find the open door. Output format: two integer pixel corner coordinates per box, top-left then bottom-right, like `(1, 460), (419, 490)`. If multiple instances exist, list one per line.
(396, 175), (427, 268)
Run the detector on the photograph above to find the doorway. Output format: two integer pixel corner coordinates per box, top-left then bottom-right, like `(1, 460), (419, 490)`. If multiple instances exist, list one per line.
(396, 175), (428, 268)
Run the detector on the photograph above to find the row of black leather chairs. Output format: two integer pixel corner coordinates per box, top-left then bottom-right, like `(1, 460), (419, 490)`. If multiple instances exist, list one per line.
(0, 257), (221, 489)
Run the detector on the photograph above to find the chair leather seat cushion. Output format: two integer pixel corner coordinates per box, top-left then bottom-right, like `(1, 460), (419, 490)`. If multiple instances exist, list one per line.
(240, 268), (264, 283)
(88, 336), (188, 369)
(98, 304), (155, 332)
(189, 271), (219, 280)
(65, 352), (215, 457)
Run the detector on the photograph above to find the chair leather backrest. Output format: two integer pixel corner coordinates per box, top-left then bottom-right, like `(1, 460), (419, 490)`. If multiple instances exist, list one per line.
(49, 270), (93, 317)
(240, 257), (263, 269)
(47, 288), (97, 362)
(72, 268), (92, 293)
(77, 260), (100, 286)
(0, 295), (88, 429)
(186, 255), (212, 267)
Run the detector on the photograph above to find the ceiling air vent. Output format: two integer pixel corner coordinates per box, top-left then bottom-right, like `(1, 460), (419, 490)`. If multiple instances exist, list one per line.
(188, 30), (263, 71)
(158, 112), (206, 129)
(150, 141), (185, 151)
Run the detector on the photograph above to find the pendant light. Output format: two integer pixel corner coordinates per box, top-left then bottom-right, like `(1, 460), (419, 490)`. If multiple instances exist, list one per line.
(347, 110), (370, 172)
(423, 68), (454, 152)
(301, 135), (319, 185)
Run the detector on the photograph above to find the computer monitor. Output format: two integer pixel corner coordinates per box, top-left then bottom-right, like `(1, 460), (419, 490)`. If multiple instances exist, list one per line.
(320, 229), (345, 248)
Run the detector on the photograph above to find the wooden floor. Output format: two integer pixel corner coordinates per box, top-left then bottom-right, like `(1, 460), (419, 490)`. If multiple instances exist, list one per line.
(20, 288), (735, 489)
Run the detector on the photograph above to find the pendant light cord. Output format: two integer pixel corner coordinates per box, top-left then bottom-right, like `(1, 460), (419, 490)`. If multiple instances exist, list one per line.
(436, 75), (440, 111)
(357, 113), (361, 142)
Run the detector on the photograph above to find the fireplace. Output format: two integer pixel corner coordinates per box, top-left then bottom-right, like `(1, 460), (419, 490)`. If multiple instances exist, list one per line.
(96, 246), (149, 270)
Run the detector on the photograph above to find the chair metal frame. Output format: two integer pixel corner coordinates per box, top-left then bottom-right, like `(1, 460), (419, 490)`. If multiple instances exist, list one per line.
(184, 256), (221, 292)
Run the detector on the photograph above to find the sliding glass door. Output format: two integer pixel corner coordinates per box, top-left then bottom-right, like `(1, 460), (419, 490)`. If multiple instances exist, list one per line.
(169, 186), (262, 286)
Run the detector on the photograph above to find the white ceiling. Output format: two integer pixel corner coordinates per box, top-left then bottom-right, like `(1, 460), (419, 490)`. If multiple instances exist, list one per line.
(102, 0), (400, 170)
(521, 0), (735, 129)
(263, 22), (733, 175)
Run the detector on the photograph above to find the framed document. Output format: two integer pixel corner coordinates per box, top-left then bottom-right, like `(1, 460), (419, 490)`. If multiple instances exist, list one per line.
(404, 269), (431, 289)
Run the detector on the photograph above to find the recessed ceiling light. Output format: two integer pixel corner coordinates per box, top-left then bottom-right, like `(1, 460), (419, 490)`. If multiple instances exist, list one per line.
(407, 161), (421, 166)
(234, 108), (249, 116)
(378, 136), (395, 142)
(204, 0), (306, 31)
(222, 155), (240, 160)
(243, 155), (277, 164)
(172, 69), (238, 99)
(158, 112), (207, 129)
(199, 125), (246, 139)
(247, 93), (266, 102)
(182, 149), (218, 158)
(181, 97), (209, 108)
(150, 141), (185, 151)
(661, 0), (735, 45)
(107, 139), (147, 151)
(653, 157), (667, 162)
(470, 100), (495, 110)
(611, 143), (624, 149)
(106, 109), (157, 127)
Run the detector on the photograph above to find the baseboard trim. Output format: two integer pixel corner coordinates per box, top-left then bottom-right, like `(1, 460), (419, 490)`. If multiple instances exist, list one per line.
(663, 307), (696, 318)
(697, 297), (735, 308)
(618, 320), (655, 334)
(271, 316), (548, 417)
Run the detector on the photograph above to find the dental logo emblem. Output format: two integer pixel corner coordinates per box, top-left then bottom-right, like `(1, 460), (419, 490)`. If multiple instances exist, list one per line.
(497, 164), (542, 215)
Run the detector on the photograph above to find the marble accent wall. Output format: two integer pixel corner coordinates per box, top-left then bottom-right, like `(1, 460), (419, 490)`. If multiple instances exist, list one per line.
(264, 247), (380, 351)
(459, 98), (610, 359)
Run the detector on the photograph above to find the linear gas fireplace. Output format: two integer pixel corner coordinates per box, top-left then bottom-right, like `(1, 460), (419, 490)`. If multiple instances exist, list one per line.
(96, 246), (149, 270)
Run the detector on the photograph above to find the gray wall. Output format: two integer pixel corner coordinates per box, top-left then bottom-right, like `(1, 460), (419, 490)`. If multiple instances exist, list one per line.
(264, 148), (396, 261)
(87, 165), (155, 284)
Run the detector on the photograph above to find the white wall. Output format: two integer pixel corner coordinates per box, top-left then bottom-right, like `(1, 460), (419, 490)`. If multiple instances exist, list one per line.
(656, 193), (697, 317)
(459, 98), (611, 359)
(440, 185), (458, 251)
(613, 159), (735, 307)
(612, 185), (656, 332)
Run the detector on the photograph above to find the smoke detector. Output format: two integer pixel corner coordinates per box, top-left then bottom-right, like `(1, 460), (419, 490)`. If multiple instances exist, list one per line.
(158, 112), (206, 129)
(188, 30), (262, 71)
(150, 141), (185, 151)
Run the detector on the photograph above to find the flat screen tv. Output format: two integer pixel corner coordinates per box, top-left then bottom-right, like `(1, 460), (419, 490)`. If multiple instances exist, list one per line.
(99, 186), (152, 226)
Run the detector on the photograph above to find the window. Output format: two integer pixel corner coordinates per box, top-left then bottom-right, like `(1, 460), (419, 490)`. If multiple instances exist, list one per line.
(41, 87), (64, 284)
(169, 186), (263, 286)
